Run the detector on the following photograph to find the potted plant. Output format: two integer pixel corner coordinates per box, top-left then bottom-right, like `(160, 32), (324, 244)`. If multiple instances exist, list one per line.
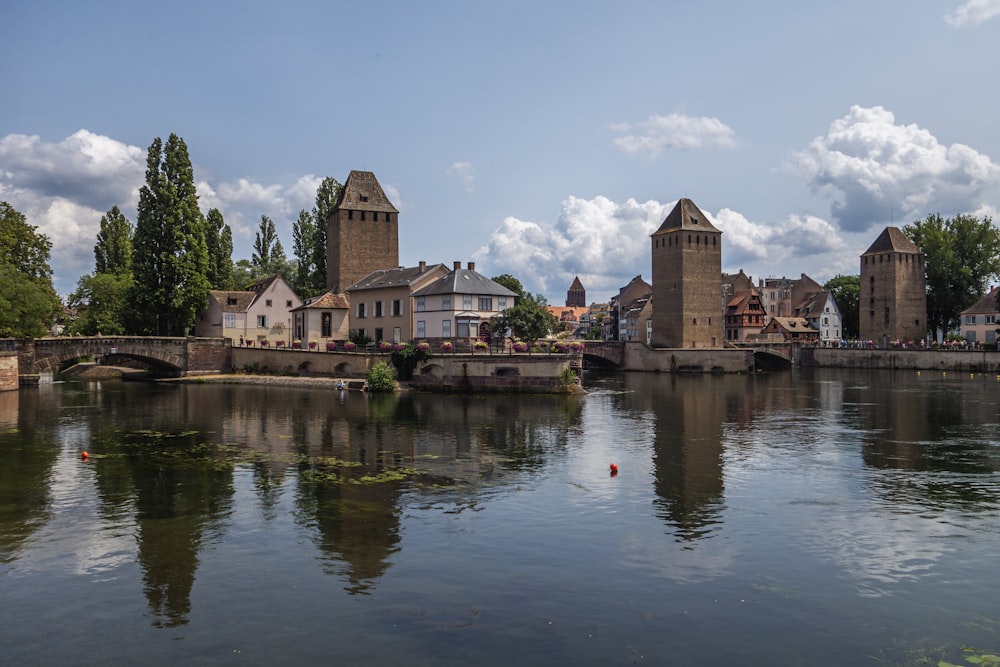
(569, 341), (584, 353)
(260, 339), (269, 347)
(380, 341), (394, 352)
(417, 342), (430, 352)
(275, 339), (285, 348)
(326, 341), (336, 351)
(473, 340), (488, 353)
(292, 339), (302, 349)
(309, 339), (318, 350)
(344, 341), (357, 352)
(394, 342), (408, 351)
(513, 341), (528, 353)
(440, 341), (454, 352)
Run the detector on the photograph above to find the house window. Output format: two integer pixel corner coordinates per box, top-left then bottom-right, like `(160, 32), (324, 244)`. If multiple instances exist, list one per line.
(266, 299), (272, 307)
(227, 296), (238, 306)
(392, 300), (402, 316)
(393, 327), (401, 342)
(224, 314), (235, 328)
(987, 315), (996, 324)
(463, 294), (472, 309)
(416, 320), (425, 337)
(966, 315), (976, 325)
(499, 296), (507, 310)
(416, 296), (425, 312)
(357, 303), (366, 319)
(443, 294), (452, 310)
(442, 320), (451, 338)
(375, 301), (383, 317)
(479, 297), (492, 311)
(286, 300), (293, 308)
(457, 321), (469, 337)
(322, 312), (332, 337)
(257, 315), (267, 328)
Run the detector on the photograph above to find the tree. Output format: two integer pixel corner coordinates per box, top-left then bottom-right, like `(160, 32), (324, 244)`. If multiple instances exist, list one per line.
(67, 272), (133, 335)
(491, 292), (557, 348)
(93, 206), (133, 275)
(251, 215), (292, 283)
(905, 213), (1000, 335)
(205, 208), (233, 290)
(0, 202), (62, 337)
(129, 134), (210, 336)
(291, 209), (315, 297)
(823, 274), (859, 339)
(309, 177), (342, 295)
(491, 273), (526, 299)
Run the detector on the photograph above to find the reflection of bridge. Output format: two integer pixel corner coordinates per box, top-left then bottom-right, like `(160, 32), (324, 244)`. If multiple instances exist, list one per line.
(9, 336), (232, 380)
(583, 340), (794, 371)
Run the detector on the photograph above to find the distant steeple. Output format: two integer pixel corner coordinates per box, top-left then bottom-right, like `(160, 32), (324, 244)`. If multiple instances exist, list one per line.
(566, 276), (586, 307)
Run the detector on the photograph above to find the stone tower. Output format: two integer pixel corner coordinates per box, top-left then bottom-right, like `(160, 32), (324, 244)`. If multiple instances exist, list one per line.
(326, 170), (399, 293)
(650, 198), (723, 348)
(859, 226), (926, 345)
(566, 276), (586, 307)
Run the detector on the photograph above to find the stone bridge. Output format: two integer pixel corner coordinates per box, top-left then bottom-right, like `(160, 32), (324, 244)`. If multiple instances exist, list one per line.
(582, 341), (625, 368)
(6, 336), (232, 381)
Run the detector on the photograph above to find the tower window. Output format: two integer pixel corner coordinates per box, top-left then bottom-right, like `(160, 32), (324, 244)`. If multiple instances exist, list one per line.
(361, 211), (366, 221)
(348, 210), (353, 220)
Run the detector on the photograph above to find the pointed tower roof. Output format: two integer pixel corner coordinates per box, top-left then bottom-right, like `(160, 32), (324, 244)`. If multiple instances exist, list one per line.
(569, 276), (584, 291)
(862, 226), (920, 255)
(333, 170), (399, 213)
(652, 198), (720, 235)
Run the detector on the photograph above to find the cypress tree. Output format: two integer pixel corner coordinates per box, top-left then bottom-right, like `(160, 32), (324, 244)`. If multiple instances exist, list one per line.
(94, 205), (133, 275)
(205, 207), (234, 289)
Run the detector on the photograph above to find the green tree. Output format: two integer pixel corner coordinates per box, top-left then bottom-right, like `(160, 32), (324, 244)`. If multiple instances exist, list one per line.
(68, 272), (133, 335)
(491, 273), (526, 299)
(251, 215), (293, 283)
(366, 360), (397, 392)
(904, 213), (1000, 335)
(0, 202), (61, 337)
(823, 274), (859, 339)
(291, 209), (315, 296)
(309, 177), (342, 295)
(93, 206), (133, 275)
(491, 292), (557, 348)
(231, 259), (257, 290)
(205, 208), (234, 289)
(129, 134), (210, 336)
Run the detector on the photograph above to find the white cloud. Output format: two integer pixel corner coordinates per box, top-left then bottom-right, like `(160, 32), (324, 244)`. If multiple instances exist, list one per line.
(794, 105), (1000, 231)
(612, 113), (738, 157)
(946, 0), (1000, 26)
(447, 161), (475, 192)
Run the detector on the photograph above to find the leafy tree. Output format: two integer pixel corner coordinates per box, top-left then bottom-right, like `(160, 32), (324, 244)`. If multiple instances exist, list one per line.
(231, 259), (257, 290)
(491, 292), (557, 348)
(291, 209), (315, 296)
(251, 215), (293, 283)
(310, 177), (342, 294)
(491, 273), (526, 299)
(205, 208), (234, 289)
(0, 202), (61, 337)
(68, 272), (133, 335)
(904, 213), (1000, 335)
(0, 263), (62, 337)
(93, 206), (133, 275)
(366, 361), (397, 392)
(129, 134), (211, 336)
(823, 274), (859, 339)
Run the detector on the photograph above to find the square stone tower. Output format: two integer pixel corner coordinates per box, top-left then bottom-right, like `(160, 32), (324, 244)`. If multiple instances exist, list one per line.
(326, 170), (399, 293)
(860, 226), (927, 344)
(650, 198), (723, 348)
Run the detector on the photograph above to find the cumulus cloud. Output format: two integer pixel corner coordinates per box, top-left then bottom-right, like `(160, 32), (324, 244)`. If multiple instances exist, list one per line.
(612, 114), (738, 157)
(794, 105), (1000, 231)
(447, 161), (475, 192)
(946, 0), (1000, 26)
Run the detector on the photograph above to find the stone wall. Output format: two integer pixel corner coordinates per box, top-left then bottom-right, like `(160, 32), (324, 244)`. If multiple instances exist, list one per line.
(231, 347), (378, 378)
(0, 352), (17, 392)
(412, 355), (579, 393)
(624, 343), (754, 373)
(186, 337), (233, 375)
(801, 347), (1000, 372)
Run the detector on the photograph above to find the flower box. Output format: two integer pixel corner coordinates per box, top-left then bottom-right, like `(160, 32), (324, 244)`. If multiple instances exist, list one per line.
(326, 342), (336, 352)
(309, 341), (317, 350)
(417, 342), (430, 352)
(513, 342), (528, 352)
(440, 341), (454, 352)
(344, 342), (357, 351)
(380, 341), (394, 352)
(292, 341), (301, 349)
(275, 340), (285, 348)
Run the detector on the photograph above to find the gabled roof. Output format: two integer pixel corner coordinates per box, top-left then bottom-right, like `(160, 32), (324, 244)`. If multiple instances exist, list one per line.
(863, 226), (920, 255)
(795, 291), (831, 318)
(333, 170), (399, 213)
(411, 268), (518, 298)
(961, 287), (1000, 315)
(346, 263), (448, 292)
(291, 290), (350, 312)
(652, 198), (720, 235)
(766, 316), (813, 331)
(209, 274), (290, 313)
(568, 276), (585, 291)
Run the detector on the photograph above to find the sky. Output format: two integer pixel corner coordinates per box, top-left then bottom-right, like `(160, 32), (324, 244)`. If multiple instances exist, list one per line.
(3, 0), (1000, 303)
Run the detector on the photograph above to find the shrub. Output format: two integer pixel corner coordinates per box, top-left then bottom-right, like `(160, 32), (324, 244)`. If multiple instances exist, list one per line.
(390, 343), (431, 381)
(366, 361), (396, 392)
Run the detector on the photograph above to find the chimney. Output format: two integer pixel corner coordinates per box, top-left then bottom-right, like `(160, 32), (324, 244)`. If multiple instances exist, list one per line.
(418, 260), (426, 273)
(453, 261), (461, 270)
(467, 261), (475, 271)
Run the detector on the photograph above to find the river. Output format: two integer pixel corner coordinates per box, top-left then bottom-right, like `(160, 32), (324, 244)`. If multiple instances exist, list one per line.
(1, 369), (999, 665)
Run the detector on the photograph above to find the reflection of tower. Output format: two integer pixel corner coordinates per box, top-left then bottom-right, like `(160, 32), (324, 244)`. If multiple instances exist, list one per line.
(650, 198), (723, 348)
(326, 170), (399, 293)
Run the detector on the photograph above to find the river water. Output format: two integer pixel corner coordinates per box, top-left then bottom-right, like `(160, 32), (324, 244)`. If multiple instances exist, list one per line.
(2, 369), (999, 666)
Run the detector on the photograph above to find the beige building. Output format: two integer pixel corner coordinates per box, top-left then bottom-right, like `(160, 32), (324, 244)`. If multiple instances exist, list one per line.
(326, 170), (399, 293)
(410, 262), (518, 344)
(960, 286), (1000, 345)
(860, 227), (927, 345)
(650, 198), (723, 348)
(195, 275), (302, 344)
(345, 262), (449, 343)
(291, 291), (351, 346)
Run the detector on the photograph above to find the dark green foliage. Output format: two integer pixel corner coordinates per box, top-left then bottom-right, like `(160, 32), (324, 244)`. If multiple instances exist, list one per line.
(366, 361), (397, 392)
(68, 272), (133, 335)
(0, 202), (61, 337)
(0, 201), (54, 280)
(823, 274), (859, 339)
(349, 329), (372, 346)
(491, 273), (526, 299)
(94, 206), (133, 275)
(905, 213), (1000, 334)
(205, 208), (234, 289)
(310, 177), (341, 295)
(490, 291), (557, 347)
(389, 344), (431, 381)
(129, 134), (211, 335)
(251, 215), (293, 284)
(291, 209), (315, 297)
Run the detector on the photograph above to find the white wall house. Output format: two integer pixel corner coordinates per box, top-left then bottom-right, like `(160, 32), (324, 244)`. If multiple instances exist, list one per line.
(409, 261), (518, 344)
(195, 275), (302, 344)
(291, 290), (351, 346)
(960, 287), (1000, 344)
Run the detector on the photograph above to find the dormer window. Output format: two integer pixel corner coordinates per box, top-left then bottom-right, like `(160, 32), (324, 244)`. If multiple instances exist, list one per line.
(360, 195), (369, 202)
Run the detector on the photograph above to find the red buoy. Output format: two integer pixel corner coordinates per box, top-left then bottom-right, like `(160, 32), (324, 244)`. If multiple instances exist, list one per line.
(81, 451), (89, 461)
(609, 463), (618, 477)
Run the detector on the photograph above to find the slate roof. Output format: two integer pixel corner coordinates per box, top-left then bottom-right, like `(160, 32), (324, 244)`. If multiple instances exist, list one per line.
(291, 291), (350, 312)
(333, 170), (399, 214)
(346, 263), (447, 292)
(209, 274), (285, 312)
(411, 268), (518, 298)
(569, 276), (585, 291)
(960, 287), (1000, 315)
(651, 198), (720, 236)
(863, 227), (921, 255)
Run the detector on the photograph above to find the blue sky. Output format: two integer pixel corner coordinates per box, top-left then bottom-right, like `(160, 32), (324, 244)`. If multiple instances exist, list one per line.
(3, 0), (1000, 303)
